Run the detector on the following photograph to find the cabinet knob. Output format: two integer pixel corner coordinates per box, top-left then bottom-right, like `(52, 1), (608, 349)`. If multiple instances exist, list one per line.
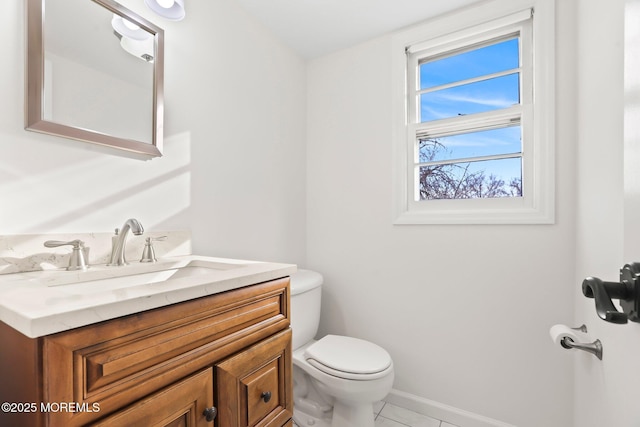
(261, 391), (272, 403)
(203, 406), (217, 422)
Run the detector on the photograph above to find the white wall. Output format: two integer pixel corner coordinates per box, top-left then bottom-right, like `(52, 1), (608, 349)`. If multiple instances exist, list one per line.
(0, 0), (307, 265)
(306, 1), (576, 426)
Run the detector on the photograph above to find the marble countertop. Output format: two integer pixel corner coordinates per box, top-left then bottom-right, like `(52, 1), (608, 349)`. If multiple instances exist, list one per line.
(0, 255), (296, 338)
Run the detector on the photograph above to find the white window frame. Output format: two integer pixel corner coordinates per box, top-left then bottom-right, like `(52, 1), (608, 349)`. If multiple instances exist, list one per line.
(391, 0), (555, 225)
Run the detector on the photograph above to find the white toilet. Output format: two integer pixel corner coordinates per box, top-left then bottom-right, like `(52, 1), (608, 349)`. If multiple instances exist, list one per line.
(290, 269), (394, 427)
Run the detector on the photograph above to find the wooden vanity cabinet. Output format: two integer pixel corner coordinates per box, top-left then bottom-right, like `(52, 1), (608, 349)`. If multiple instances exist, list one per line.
(0, 277), (293, 427)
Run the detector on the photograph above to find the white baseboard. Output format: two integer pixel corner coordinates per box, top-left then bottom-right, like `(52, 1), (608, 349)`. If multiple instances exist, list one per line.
(384, 389), (517, 427)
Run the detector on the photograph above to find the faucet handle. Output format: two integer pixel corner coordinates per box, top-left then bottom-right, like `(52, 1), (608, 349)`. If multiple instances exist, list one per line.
(140, 236), (167, 263)
(44, 239), (83, 248)
(44, 240), (89, 271)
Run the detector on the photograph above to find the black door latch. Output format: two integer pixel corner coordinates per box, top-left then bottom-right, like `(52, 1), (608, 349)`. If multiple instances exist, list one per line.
(582, 263), (640, 324)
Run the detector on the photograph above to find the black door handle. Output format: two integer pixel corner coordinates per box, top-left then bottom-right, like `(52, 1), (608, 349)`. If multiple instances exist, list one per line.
(582, 277), (629, 323)
(582, 263), (640, 324)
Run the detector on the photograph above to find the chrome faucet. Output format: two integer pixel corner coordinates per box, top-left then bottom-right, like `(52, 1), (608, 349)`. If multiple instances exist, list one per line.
(108, 218), (144, 266)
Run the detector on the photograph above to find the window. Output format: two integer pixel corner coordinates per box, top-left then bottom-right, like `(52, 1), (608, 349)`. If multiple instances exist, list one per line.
(392, 0), (554, 224)
(412, 34), (525, 201)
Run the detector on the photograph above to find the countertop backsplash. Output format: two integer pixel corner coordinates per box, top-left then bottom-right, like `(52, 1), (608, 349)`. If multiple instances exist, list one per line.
(0, 230), (191, 275)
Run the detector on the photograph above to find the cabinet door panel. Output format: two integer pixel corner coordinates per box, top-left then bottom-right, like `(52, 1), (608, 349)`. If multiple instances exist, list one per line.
(216, 329), (292, 427)
(91, 368), (214, 427)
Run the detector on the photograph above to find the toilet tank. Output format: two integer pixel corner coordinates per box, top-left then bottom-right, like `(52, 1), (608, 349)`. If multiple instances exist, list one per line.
(290, 269), (323, 350)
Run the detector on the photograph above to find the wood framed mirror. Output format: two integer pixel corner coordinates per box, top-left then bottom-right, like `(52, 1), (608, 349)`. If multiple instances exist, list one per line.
(26, 0), (164, 157)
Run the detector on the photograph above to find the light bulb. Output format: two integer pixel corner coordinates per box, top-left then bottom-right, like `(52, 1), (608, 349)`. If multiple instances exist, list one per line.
(123, 19), (140, 31)
(111, 14), (150, 41)
(144, 0), (184, 20)
(156, 0), (175, 8)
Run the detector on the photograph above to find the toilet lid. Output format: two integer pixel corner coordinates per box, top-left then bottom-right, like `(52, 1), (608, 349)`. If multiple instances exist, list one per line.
(304, 335), (392, 380)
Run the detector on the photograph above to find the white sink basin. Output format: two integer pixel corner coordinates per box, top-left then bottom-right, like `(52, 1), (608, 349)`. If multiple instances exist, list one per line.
(48, 260), (244, 295)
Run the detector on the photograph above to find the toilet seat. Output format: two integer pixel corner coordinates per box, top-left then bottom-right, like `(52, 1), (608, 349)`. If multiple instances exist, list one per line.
(304, 335), (392, 380)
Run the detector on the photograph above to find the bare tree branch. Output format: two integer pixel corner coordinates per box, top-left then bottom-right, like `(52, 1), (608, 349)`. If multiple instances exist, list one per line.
(418, 138), (522, 200)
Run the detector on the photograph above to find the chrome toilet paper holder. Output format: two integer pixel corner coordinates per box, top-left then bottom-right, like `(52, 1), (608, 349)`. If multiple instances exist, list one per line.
(559, 325), (603, 360)
(551, 324), (603, 360)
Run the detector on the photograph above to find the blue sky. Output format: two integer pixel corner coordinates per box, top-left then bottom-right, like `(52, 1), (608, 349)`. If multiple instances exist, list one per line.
(420, 37), (519, 90)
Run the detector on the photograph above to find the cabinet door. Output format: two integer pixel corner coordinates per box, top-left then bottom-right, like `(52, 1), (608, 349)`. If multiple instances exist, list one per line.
(216, 329), (292, 427)
(92, 368), (215, 427)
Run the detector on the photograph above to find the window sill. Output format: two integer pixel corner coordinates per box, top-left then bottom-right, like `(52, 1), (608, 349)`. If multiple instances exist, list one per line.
(393, 197), (555, 225)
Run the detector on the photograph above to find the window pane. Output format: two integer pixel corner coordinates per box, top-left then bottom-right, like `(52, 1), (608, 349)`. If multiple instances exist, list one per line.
(418, 158), (522, 200)
(419, 38), (519, 90)
(420, 73), (519, 122)
(418, 126), (521, 163)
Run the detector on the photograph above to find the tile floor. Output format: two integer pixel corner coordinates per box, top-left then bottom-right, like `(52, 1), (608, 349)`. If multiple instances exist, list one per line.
(292, 401), (460, 427)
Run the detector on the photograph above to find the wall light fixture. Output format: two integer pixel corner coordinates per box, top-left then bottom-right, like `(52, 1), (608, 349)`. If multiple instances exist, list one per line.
(144, 0), (185, 21)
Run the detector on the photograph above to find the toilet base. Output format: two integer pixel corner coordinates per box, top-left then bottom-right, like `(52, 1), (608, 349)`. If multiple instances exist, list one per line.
(293, 368), (377, 427)
(331, 401), (375, 427)
(293, 408), (332, 427)
(293, 403), (376, 427)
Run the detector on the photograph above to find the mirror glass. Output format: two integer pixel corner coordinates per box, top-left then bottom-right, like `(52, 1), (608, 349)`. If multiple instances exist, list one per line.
(26, 0), (164, 157)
